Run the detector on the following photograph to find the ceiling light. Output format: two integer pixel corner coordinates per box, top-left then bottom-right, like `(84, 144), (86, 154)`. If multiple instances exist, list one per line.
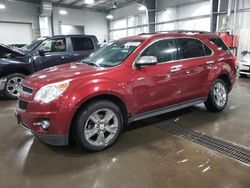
(85, 0), (94, 4)
(59, 10), (67, 15)
(112, 2), (118, 9)
(138, 5), (147, 11)
(106, 14), (114, 19)
(0, 4), (6, 9)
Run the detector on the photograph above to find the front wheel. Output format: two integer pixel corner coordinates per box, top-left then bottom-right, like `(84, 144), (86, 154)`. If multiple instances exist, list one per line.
(205, 79), (228, 112)
(4, 73), (26, 99)
(73, 100), (123, 152)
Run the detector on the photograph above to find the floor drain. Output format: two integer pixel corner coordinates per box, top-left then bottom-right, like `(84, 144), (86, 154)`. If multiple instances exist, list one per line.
(156, 121), (250, 165)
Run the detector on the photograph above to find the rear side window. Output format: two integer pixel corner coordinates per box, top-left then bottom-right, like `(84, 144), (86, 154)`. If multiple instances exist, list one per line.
(177, 38), (212, 59)
(71, 37), (94, 51)
(209, 38), (231, 54)
(141, 39), (177, 63)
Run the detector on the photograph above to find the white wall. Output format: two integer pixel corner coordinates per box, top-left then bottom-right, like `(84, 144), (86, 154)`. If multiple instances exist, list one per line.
(53, 7), (108, 43)
(0, 0), (40, 39)
(155, 1), (211, 32)
(0, 0), (108, 43)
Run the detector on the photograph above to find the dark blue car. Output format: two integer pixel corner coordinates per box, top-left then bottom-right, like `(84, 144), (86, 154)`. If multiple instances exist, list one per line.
(0, 35), (99, 98)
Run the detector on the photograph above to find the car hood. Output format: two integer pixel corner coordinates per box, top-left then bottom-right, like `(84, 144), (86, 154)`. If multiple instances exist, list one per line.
(0, 57), (26, 65)
(24, 62), (108, 90)
(0, 43), (25, 57)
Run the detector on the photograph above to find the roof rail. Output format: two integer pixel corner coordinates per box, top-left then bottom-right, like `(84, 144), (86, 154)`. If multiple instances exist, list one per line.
(138, 30), (212, 35)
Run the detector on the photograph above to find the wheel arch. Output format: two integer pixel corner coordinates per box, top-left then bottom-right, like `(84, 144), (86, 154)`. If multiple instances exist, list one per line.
(218, 74), (231, 91)
(68, 94), (130, 143)
(3, 69), (31, 77)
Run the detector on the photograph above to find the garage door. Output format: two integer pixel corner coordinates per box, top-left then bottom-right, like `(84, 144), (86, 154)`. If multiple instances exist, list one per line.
(0, 22), (33, 45)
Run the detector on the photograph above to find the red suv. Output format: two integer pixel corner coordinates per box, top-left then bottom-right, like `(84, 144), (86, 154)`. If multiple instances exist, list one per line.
(16, 31), (237, 151)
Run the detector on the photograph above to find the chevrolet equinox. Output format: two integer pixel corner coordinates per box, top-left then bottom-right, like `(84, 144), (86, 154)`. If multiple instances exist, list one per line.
(16, 31), (237, 151)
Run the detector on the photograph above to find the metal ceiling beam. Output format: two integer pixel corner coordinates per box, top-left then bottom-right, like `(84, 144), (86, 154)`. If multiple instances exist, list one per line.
(5, 0), (136, 12)
(70, 0), (83, 5)
(85, 0), (109, 7)
(57, 0), (67, 3)
(52, 2), (107, 12)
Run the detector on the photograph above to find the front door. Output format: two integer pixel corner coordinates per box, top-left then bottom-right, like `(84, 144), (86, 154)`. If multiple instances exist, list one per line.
(34, 37), (73, 71)
(133, 38), (182, 115)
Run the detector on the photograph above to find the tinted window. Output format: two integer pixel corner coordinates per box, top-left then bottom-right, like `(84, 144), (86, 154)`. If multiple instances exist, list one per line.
(141, 39), (177, 63)
(71, 37), (94, 51)
(40, 38), (66, 52)
(177, 38), (210, 59)
(204, 45), (213, 56)
(209, 38), (231, 53)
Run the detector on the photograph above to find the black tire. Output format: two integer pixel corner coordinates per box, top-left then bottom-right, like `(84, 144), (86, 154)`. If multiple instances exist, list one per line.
(205, 78), (228, 112)
(239, 73), (248, 78)
(4, 73), (26, 99)
(73, 100), (123, 152)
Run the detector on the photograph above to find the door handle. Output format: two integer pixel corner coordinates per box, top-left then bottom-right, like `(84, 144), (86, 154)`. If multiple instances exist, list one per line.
(171, 65), (183, 73)
(61, 56), (70, 59)
(206, 60), (214, 65)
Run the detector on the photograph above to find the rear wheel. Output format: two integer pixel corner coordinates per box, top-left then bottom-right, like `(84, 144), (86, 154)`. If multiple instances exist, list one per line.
(4, 73), (26, 99)
(205, 79), (228, 112)
(73, 100), (123, 152)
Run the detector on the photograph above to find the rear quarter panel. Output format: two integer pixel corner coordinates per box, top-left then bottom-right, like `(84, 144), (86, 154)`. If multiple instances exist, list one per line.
(202, 38), (236, 95)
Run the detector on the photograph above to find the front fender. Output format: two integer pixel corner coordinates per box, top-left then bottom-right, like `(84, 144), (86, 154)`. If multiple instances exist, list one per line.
(62, 77), (134, 118)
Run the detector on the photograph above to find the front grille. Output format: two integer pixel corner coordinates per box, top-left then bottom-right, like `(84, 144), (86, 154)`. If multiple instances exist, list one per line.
(18, 100), (28, 110)
(242, 64), (250, 68)
(22, 85), (33, 95)
(239, 70), (250, 73)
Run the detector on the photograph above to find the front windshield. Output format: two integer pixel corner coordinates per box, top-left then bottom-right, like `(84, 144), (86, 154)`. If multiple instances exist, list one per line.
(20, 37), (46, 53)
(82, 40), (143, 67)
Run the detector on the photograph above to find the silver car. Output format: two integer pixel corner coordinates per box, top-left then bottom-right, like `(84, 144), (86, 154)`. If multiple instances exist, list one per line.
(238, 53), (250, 77)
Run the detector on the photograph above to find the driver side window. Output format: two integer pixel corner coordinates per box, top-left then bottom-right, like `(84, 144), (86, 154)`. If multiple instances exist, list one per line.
(141, 39), (177, 63)
(40, 38), (66, 53)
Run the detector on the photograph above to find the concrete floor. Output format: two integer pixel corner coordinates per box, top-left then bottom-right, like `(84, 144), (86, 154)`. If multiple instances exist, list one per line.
(0, 78), (250, 188)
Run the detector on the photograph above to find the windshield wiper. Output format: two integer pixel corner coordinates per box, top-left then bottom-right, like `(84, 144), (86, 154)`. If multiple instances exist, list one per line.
(82, 61), (101, 67)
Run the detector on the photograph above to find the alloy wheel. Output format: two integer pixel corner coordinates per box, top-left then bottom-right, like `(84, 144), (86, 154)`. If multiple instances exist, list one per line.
(84, 108), (119, 147)
(213, 82), (227, 107)
(6, 77), (23, 97)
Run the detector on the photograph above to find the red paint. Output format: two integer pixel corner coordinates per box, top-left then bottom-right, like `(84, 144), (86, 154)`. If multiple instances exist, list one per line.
(16, 33), (236, 141)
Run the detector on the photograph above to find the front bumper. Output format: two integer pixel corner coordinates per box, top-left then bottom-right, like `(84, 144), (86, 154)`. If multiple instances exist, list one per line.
(16, 112), (69, 146)
(0, 77), (7, 91)
(15, 99), (76, 146)
(238, 61), (250, 75)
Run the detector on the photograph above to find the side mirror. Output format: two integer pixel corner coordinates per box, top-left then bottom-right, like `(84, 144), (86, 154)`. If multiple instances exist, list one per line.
(136, 56), (158, 67)
(38, 48), (45, 56)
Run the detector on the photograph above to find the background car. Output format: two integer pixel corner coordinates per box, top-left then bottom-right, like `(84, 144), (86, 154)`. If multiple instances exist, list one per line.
(238, 51), (250, 77)
(0, 35), (99, 99)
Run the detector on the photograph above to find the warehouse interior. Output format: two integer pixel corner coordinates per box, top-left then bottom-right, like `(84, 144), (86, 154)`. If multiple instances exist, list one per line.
(0, 0), (250, 187)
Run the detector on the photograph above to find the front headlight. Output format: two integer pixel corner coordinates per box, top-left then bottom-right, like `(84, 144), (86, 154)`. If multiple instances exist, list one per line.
(34, 80), (70, 103)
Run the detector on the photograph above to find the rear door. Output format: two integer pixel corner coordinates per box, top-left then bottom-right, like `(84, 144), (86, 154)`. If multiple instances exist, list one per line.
(133, 38), (182, 115)
(34, 37), (73, 71)
(70, 36), (96, 61)
(175, 38), (213, 102)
